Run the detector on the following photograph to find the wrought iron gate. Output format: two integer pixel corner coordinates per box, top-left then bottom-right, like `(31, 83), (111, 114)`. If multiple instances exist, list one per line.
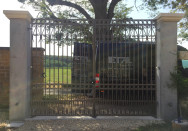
(31, 18), (157, 116)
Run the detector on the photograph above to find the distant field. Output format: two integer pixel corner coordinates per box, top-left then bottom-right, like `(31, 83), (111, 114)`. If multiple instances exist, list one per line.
(45, 68), (71, 84)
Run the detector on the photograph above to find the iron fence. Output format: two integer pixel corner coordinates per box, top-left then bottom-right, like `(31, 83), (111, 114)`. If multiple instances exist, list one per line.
(31, 18), (157, 116)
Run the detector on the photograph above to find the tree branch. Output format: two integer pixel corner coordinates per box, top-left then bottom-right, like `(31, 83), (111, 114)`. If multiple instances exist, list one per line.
(88, 0), (95, 7)
(32, 1), (57, 19)
(107, 0), (122, 19)
(46, 0), (93, 19)
(44, 1), (58, 19)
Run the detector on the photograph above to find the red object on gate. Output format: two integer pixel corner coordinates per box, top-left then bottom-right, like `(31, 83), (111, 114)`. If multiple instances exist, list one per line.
(96, 73), (99, 77)
(96, 73), (99, 88)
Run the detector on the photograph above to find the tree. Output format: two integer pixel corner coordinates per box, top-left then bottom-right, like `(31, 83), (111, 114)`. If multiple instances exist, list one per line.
(19, 0), (134, 44)
(141, 0), (188, 40)
(18, 0), (131, 20)
(18, 0), (188, 41)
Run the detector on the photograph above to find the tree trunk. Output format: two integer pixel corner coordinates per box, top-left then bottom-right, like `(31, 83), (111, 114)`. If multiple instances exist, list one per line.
(94, 20), (113, 42)
(90, 0), (108, 19)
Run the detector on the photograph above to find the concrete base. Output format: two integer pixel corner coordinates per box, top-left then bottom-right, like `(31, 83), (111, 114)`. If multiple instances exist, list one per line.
(6, 116), (164, 131)
(26, 116), (161, 121)
(6, 122), (24, 128)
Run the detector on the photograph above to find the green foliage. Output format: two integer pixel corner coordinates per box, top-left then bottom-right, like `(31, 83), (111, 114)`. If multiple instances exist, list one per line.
(113, 1), (133, 19)
(168, 67), (188, 100)
(141, 0), (188, 40)
(42, 95), (58, 100)
(168, 66), (188, 119)
(179, 18), (188, 41)
(18, 0), (187, 41)
(45, 68), (71, 84)
(19, 1), (134, 45)
(44, 56), (72, 84)
(18, 0), (132, 19)
(45, 55), (72, 68)
(181, 100), (188, 119)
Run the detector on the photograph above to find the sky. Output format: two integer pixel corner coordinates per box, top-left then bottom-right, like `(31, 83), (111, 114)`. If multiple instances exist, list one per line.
(0, 0), (38, 47)
(0, 0), (187, 49)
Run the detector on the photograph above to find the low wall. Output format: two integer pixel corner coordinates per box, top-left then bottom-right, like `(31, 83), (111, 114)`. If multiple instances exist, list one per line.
(0, 47), (44, 109)
(0, 48), (10, 109)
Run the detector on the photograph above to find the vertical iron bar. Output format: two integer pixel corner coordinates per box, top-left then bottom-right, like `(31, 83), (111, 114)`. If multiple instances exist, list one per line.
(141, 21), (144, 113)
(119, 22), (123, 113)
(66, 32), (69, 115)
(133, 21), (136, 114)
(154, 20), (157, 116)
(146, 21), (149, 108)
(92, 19), (96, 117)
(150, 21), (153, 112)
(124, 21), (127, 108)
(61, 24), (64, 115)
(83, 25), (86, 115)
(35, 20), (39, 115)
(49, 22), (51, 98)
(79, 30), (81, 115)
(128, 24), (131, 111)
(44, 20), (47, 110)
(71, 23), (73, 115)
(137, 21), (140, 112)
(111, 24), (114, 115)
(31, 20), (33, 116)
(53, 23), (56, 115)
(98, 20), (101, 115)
(107, 22), (110, 114)
(114, 22), (117, 114)
(57, 22), (60, 115)
(39, 23), (43, 114)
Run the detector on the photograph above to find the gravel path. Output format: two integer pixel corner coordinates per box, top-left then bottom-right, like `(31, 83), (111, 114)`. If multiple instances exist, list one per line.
(9, 116), (163, 131)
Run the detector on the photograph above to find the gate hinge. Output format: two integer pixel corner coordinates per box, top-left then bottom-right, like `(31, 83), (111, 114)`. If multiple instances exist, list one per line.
(157, 28), (160, 32)
(27, 27), (32, 30)
(156, 66), (160, 70)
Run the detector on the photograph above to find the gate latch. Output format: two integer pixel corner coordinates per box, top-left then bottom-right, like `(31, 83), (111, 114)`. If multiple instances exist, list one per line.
(41, 73), (46, 78)
(91, 80), (95, 84)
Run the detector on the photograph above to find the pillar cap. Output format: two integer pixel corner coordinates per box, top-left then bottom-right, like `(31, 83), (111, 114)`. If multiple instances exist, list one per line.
(155, 13), (184, 22)
(3, 10), (33, 22)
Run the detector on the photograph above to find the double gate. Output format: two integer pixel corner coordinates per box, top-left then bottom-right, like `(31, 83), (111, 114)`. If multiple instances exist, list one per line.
(31, 18), (157, 116)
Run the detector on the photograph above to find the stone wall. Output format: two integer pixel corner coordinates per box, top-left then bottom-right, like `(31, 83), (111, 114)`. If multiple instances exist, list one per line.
(0, 48), (10, 109)
(31, 48), (44, 99)
(0, 47), (44, 109)
(32, 48), (44, 85)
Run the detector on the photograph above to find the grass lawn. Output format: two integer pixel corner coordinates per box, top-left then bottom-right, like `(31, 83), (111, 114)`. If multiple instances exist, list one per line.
(132, 121), (188, 131)
(0, 109), (8, 131)
(131, 122), (172, 131)
(45, 67), (71, 84)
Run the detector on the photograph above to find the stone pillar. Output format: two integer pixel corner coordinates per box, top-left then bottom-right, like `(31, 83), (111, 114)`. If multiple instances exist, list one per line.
(155, 13), (184, 120)
(3, 10), (32, 122)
